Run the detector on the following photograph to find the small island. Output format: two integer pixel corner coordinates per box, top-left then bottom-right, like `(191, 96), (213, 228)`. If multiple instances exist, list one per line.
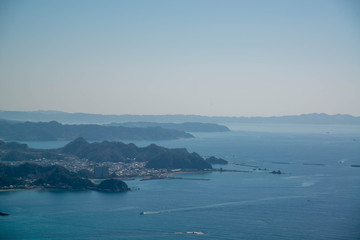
(97, 179), (130, 192)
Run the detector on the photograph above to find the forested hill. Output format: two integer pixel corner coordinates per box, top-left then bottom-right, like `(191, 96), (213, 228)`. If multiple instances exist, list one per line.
(0, 138), (214, 170)
(0, 120), (193, 141)
(0, 162), (130, 192)
(61, 137), (213, 169)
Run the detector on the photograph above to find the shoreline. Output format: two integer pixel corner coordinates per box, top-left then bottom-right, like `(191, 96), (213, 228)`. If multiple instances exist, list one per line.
(112, 168), (250, 181)
(0, 168), (251, 192)
(0, 186), (42, 192)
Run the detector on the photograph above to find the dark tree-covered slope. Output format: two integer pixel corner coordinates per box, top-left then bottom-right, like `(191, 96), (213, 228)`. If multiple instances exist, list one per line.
(145, 149), (212, 170)
(0, 163), (94, 190)
(205, 156), (228, 165)
(97, 179), (130, 192)
(0, 162), (129, 192)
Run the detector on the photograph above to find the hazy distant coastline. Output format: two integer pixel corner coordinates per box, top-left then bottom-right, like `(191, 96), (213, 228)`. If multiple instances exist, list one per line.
(0, 120), (194, 141)
(106, 122), (230, 132)
(0, 110), (359, 125)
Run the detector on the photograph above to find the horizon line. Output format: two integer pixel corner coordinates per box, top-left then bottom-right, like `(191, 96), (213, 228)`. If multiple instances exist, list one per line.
(0, 109), (359, 118)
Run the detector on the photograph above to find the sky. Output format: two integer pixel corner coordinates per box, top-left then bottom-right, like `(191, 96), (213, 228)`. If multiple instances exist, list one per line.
(0, 0), (359, 117)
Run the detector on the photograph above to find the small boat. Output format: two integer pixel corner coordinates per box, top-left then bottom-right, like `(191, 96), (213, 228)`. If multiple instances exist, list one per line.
(140, 212), (145, 215)
(186, 231), (204, 235)
(0, 212), (9, 216)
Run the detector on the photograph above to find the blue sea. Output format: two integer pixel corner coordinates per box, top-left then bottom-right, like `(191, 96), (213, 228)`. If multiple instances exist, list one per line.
(1, 123), (360, 239)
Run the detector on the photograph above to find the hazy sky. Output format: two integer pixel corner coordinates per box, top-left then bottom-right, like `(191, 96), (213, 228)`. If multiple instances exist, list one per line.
(0, 0), (359, 117)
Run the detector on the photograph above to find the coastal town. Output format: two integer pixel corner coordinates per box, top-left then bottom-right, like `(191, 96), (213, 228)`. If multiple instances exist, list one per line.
(0, 157), (217, 192)
(32, 157), (173, 179)
(0, 138), (227, 191)
(0, 137), (285, 192)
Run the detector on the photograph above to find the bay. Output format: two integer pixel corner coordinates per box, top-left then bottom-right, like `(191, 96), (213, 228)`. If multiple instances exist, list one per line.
(1, 123), (360, 239)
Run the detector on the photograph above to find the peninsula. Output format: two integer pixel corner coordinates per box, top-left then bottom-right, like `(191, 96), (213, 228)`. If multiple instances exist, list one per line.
(0, 138), (225, 191)
(0, 120), (193, 141)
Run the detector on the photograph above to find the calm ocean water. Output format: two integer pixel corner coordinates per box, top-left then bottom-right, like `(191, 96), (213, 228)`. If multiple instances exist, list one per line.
(1, 124), (360, 239)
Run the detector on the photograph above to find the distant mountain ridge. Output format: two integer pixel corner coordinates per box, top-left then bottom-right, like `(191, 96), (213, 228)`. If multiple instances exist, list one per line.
(0, 110), (359, 125)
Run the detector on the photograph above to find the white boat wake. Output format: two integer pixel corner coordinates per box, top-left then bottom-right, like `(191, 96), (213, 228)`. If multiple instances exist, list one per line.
(140, 195), (308, 215)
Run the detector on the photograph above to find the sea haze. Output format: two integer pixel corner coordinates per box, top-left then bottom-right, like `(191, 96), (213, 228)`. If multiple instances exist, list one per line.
(1, 123), (360, 240)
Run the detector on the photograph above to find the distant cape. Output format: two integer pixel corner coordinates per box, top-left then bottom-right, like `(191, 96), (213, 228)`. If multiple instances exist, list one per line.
(0, 120), (193, 141)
